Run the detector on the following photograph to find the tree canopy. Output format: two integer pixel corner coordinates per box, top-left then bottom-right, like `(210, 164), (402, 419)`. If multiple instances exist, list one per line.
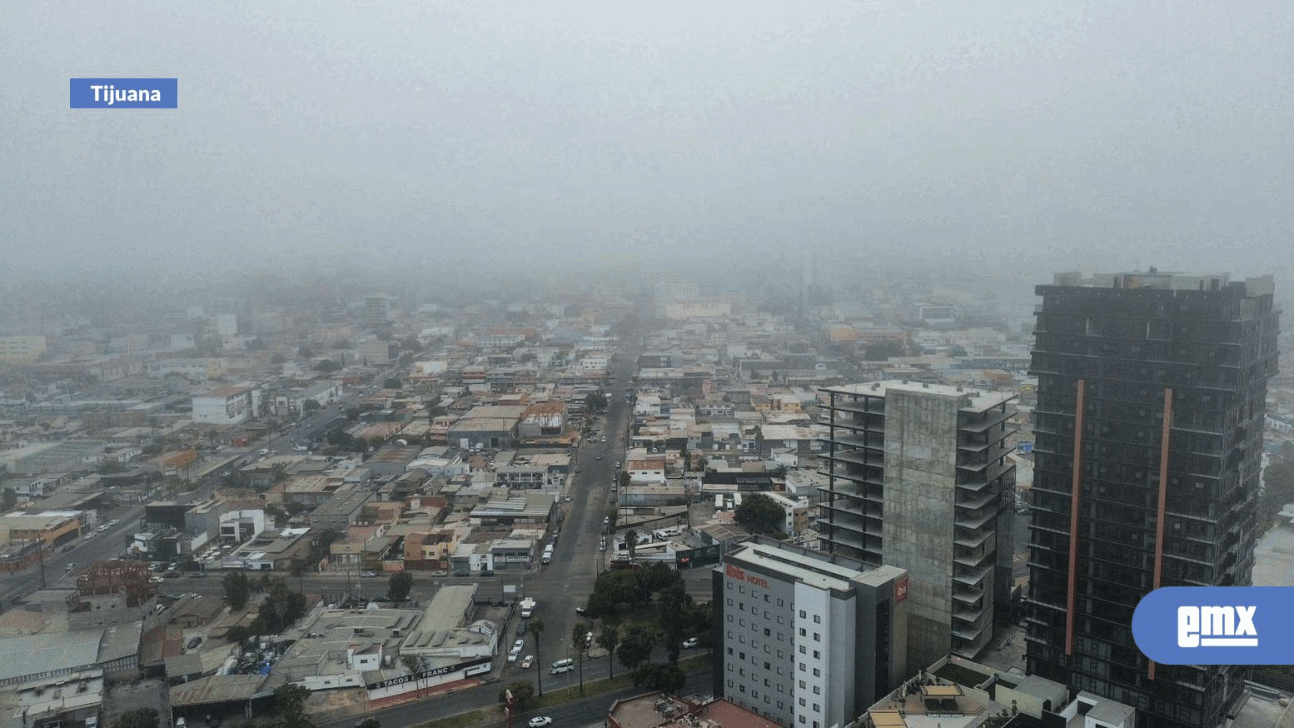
(388, 571), (413, 602)
(222, 572), (252, 611)
(734, 493), (784, 535)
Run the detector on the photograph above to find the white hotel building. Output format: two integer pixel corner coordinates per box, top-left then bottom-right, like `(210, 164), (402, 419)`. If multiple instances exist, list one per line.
(713, 538), (909, 728)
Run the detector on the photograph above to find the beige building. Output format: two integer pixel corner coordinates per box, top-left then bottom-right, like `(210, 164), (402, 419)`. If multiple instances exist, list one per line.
(0, 336), (47, 364)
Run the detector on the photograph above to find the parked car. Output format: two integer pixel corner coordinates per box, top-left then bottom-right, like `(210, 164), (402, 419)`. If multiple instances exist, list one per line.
(360, 571), (377, 578)
(521, 655), (533, 669)
(682, 637), (700, 649)
(574, 606), (586, 616)
(65, 562), (78, 571)
(517, 621), (528, 636)
(513, 639), (525, 652)
(507, 647), (522, 663)
(528, 718), (551, 728)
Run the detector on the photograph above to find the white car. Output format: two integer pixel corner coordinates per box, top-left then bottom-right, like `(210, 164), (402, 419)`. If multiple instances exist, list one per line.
(528, 718), (552, 728)
(513, 638), (525, 652)
(108, 519), (120, 527)
(682, 637), (700, 649)
(508, 647), (522, 663)
(521, 655), (534, 669)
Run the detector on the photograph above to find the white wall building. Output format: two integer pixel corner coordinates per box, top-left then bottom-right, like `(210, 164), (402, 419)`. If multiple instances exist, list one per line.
(192, 385), (259, 425)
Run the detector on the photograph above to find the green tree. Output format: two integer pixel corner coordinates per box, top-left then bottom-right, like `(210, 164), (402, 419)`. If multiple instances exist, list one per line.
(0, 487), (16, 511)
(618, 471), (630, 488)
(624, 528), (638, 559)
(631, 662), (687, 693)
(735, 493), (785, 535)
(264, 503), (289, 528)
(222, 572), (253, 611)
(273, 683), (314, 728)
(528, 619), (546, 696)
(657, 584), (692, 662)
(302, 399), (321, 413)
(617, 625), (656, 671)
(313, 359), (342, 373)
(112, 708), (159, 728)
(388, 571), (413, 602)
(257, 578), (307, 633)
(597, 624), (621, 680)
(383, 378), (403, 389)
(271, 353), (287, 365)
(357, 720), (381, 728)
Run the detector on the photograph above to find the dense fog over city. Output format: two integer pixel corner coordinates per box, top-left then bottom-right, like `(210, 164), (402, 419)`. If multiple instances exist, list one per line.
(5, 0), (1294, 292)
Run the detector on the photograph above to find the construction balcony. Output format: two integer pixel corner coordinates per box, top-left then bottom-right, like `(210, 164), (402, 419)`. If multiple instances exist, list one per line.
(958, 407), (1016, 434)
(825, 432), (885, 451)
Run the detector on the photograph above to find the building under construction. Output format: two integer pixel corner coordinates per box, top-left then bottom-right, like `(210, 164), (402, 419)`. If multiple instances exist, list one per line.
(1027, 270), (1279, 728)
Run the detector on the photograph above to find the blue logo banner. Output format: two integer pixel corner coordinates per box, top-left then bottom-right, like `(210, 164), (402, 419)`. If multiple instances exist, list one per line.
(70, 78), (177, 109)
(1132, 586), (1294, 665)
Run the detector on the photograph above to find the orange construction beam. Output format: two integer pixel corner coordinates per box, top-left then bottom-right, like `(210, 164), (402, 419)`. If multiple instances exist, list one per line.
(1065, 379), (1086, 658)
(1149, 387), (1173, 680)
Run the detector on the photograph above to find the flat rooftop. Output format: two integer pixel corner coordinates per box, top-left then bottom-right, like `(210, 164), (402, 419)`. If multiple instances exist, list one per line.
(821, 380), (1017, 412)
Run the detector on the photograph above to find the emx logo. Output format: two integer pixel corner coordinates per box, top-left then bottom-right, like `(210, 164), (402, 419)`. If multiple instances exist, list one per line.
(1177, 605), (1257, 647)
(1133, 587), (1293, 664)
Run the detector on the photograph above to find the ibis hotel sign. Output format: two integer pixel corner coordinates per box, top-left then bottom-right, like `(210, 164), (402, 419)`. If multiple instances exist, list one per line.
(726, 563), (770, 590)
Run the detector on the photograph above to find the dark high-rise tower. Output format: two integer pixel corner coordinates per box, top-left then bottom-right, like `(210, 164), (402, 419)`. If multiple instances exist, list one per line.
(1026, 271), (1279, 728)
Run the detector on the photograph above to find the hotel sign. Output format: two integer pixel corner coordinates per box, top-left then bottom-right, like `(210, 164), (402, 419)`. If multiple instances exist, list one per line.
(895, 576), (909, 603)
(726, 563), (770, 589)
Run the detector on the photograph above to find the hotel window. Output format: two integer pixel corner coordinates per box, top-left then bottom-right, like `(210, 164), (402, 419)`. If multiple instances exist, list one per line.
(813, 650), (820, 659)
(799, 698), (806, 706)
(778, 599), (784, 606)
(765, 594), (770, 602)
(813, 686), (821, 695)
(727, 581), (733, 590)
(728, 647), (734, 655)
(740, 586), (745, 594)
(813, 615), (821, 624)
(800, 628), (806, 636)
(799, 610), (806, 618)
(765, 628), (771, 636)
(813, 668), (821, 677)
(814, 633), (821, 641)
(800, 646), (806, 654)
(727, 598), (733, 606)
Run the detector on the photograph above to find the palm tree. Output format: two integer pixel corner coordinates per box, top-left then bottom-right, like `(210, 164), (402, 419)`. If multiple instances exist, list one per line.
(598, 624), (621, 680)
(528, 619), (546, 696)
(572, 621), (588, 696)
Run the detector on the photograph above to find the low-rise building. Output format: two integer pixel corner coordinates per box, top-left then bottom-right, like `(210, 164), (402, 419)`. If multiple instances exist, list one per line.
(192, 385), (260, 425)
(309, 488), (374, 532)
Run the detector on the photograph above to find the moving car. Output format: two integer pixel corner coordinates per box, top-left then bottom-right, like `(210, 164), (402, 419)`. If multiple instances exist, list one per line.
(521, 655), (533, 669)
(528, 718), (551, 728)
(507, 647), (522, 663)
(513, 638), (525, 652)
(360, 571), (377, 578)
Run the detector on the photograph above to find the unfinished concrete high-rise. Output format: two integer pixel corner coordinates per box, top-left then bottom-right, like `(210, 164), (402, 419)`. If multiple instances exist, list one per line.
(818, 381), (1018, 669)
(1027, 271), (1279, 728)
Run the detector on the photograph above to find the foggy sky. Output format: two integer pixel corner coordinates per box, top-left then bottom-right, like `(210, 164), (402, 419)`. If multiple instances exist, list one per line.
(4, 1), (1294, 290)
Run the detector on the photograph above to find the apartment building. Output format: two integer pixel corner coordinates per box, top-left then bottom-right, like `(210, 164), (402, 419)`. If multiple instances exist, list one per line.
(818, 381), (1017, 667)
